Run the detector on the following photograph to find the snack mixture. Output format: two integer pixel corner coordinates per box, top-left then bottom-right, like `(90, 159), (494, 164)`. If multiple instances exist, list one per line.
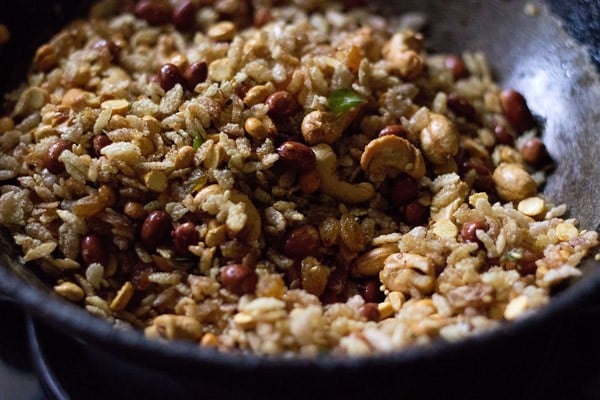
(0, 0), (597, 356)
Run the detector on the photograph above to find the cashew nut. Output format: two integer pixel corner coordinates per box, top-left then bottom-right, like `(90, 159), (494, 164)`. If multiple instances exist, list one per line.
(420, 112), (460, 165)
(360, 135), (425, 182)
(492, 163), (537, 202)
(380, 253), (435, 296)
(383, 30), (425, 80)
(146, 314), (203, 341)
(312, 144), (375, 204)
(301, 109), (358, 145)
(194, 184), (262, 242)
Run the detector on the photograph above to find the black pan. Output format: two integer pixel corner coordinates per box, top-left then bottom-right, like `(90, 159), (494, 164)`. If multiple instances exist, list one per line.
(0, 1), (599, 399)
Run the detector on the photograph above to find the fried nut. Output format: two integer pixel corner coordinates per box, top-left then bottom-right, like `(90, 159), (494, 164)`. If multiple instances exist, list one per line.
(298, 168), (321, 194)
(352, 245), (399, 277)
(208, 58), (233, 82)
(504, 295), (529, 320)
(378, 302), (395, 320)
(62, 88), (90, 108)
(517, 197), (546, 217)
(388, 291), (406, 311)
(383, 31), (425, 80)
(203, 142), (227, 169)
(244, 117), (276, 140)
(34, 44), (58, 72)
(312, 144), (375, 204)
(432, 219), (458, 238)
(243, 83), (274, 106)
(194, 185), (262, 242)
(420, 113), (460, 165)
(360, 135), (425, 182)
(101, 99), (130, 115)
(54, 281), (85, 302)
(150, 314), (203, 341)
(144, 171), (168, 192)
(200, 333), (219, 347)
(380, 253), (435, 295)
(110, 281), (134, 311)
(174, 145), (196, 169)
(556, 222), (578, 241)
(133, 137), (155, 157)
(492, 163), (537, 202)
(301, 110), (358, 145)
(13, 87), (49, 117)
(207, 21), (236, 41)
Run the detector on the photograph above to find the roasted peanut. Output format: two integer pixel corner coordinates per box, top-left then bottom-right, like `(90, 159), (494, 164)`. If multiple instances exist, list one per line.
(352, 245), (398, 277)
(141, 211), (172, 248)
(420, 113), (460, 165)
(404, 201), (429, 226)
(447, 93), (477, 121)
(81, 234), (108, 267)
(460, 220), (487, 244)
(494, 125), (514, 146)
(244, 117), (274, 140)
(298, 168), (321, 194)
(44, 139), (71, 174)
(54, 281), (85, 302)
(91, 39), (120, 62)
(0, 117), (14, 134)
(34, 44), (58, 72)
(283, 225), (320, 259)
(378, 124), (408, 138)
(276, 141), (316, 172)
(134, 0), (172, 25)
(500, 89), (535, 133)
(172, 222), (199, 255)
(183, 61), (207, 90)
(492, 163), (537, 202)
(220, 264), (258, 296)
(389, 175), (419, 207)
(444, 55), (470, 80)
(158, 63), (184, 91)
(266, 91), (298, 118)
(359, 278), (384, 303)
(172, 0), (197, 31)
(521, 137), (550, 166)
(359, 303), (380, 322)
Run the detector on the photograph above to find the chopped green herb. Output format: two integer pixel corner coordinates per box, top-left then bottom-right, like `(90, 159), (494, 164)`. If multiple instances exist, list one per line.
(192, 136), (203, 151)
(328, 88), (365, 116)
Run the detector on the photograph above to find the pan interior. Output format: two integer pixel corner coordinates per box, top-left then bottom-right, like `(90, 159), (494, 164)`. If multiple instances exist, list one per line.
(0, 0), (599, 362)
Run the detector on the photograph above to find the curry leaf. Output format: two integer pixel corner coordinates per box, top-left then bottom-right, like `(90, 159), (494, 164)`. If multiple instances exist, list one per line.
(328, 88), (365, 116)
(192, 135), (203, 151)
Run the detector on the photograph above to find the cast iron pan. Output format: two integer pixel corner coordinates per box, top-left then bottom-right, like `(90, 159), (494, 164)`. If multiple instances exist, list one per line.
(1, 1), (600, 399)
